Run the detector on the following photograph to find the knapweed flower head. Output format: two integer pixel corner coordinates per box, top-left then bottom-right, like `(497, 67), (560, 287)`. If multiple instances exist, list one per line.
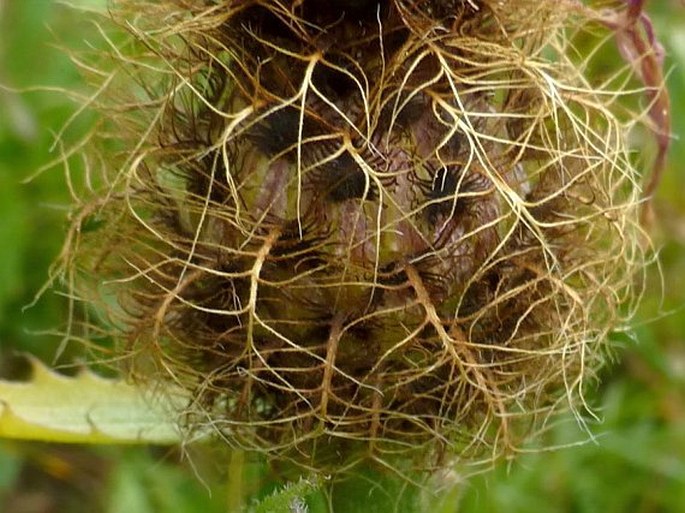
(58, 0), (666, 473)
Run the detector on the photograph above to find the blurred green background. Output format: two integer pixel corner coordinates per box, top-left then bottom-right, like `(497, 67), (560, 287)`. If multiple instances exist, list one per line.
(1, 1), (684, 512)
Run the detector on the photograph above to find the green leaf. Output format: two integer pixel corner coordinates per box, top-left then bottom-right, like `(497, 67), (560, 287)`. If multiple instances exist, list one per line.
(0, 356), (183, 444)
(250, 477), (322, 513)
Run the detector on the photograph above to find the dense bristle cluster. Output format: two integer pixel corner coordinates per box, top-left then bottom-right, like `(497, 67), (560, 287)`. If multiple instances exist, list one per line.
(61, 0), (653, 472)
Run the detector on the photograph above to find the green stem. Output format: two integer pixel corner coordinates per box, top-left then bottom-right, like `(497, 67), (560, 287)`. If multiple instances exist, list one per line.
(227, 449), (245, 513)
(327, 464), (423, 513)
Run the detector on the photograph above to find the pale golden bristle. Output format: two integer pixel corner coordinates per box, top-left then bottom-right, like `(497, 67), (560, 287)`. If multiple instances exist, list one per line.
(57, 0), (659, 473)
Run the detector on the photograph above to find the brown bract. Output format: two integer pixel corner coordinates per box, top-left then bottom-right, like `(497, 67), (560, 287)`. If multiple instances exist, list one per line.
(58, 0), (656, 473)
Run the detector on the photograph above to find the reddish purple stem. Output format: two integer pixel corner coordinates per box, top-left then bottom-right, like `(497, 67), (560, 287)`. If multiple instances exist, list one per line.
(600, 0), (672, 224)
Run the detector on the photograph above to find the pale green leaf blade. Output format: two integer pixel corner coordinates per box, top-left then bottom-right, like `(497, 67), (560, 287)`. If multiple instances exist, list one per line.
(0, 357), (183, 444)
